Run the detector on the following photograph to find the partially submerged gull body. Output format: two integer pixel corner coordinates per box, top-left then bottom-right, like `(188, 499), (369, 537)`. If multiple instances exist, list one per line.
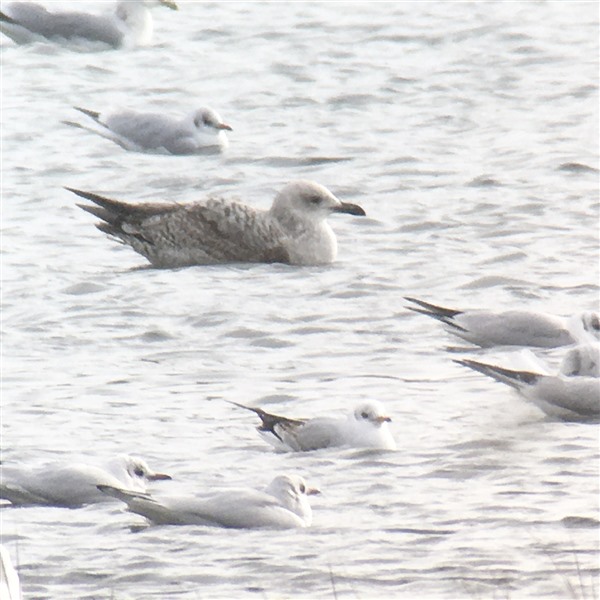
(68, 180), (366, 267)
(0, 0), (178, 48)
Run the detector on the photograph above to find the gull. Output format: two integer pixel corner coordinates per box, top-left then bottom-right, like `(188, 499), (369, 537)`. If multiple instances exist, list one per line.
(454, 358), (600, 422)
(0, 546), (22, 600)
(405, 296), (600, 348)
(68, 106), (232, 155)
(560, 343), (600, 377)
(67, 180), (366, 267)
(229, 400), (396, 452)
(98, 474), (318, 529)
(0, 0), (177, 48)
(0, 454), (171, 507)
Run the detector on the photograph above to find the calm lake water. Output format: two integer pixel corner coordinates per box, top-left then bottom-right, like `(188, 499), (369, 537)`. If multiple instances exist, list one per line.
(1, 1), (599, 598)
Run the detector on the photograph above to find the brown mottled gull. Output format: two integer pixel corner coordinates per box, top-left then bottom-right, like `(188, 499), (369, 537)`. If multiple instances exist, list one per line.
(67, 180), (366, 268)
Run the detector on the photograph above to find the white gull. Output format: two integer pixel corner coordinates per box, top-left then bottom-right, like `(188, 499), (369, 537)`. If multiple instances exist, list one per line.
(98, 474), (318, 529)
(0, 0), (177, 48)
(405, 296), (599, 348)
(455, 355), (600, 422)
(67, 180), (366, 267)
(0, 454), (171, 507)
(0, 546), (22, 600)
(68, 106), (232, 155)
(229, 400), (396, 452)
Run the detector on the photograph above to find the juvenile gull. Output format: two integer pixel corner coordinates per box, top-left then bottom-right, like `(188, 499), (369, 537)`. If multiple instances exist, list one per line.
(0, 454), (171, 508)
(69, 106), (232, 154)
(68, 180), (366, 267)
(98, 474), (318, 529)
(455, 358), (600, 422)
(229, 400), (396, 452)
(405, 296), (600, 348)
(0, 0), (177, 48)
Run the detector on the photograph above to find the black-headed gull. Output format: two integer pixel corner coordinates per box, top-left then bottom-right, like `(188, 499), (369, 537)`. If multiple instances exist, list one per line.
(67, 180), (366, 267)
(98, 474), (318, 529)
(0, 0), (177, 48)
(229, 400), (396, 452)
(405, 297), (599, 348)
(0, 454), (171, 507)
(69, 106), (232, 155)
(454, 357), (600, 422)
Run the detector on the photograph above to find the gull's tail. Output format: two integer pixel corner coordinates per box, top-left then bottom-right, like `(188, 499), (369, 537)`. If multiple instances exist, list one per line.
(454, 359), (541, 390)
(404, 297), (467, 331)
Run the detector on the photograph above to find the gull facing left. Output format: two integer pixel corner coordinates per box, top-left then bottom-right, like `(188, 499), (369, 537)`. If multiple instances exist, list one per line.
(229, 400), (396, 452)
(68, 180), (366, 267)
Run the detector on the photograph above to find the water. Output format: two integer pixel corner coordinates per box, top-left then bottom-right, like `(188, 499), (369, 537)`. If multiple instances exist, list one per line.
(1, 1), (599, 598)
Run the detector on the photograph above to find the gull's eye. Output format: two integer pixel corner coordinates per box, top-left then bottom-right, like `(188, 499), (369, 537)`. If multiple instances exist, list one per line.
(133, 467), (145, 478)
(591, 314), (600, 331)
(299, 483), (306, 494)
(361, 411), (369, 419)
(307, 195), (322, 205)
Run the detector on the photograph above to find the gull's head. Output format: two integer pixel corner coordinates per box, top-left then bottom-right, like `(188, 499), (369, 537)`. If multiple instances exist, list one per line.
(143, 0), (179, 9)
(580, 312), (600, 341)
(266, 474), (319, 522)
(190, 108), (232, 133)
(116, 455), (172, 487)
(561, 343), (600, 377)
(271, 180), (366, 225)
(188, 108), (232, 148)
(351, 401), (392, 429)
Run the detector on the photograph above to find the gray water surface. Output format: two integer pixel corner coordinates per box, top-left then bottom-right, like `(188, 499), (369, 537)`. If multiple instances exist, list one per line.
(1, 2), (599, 598)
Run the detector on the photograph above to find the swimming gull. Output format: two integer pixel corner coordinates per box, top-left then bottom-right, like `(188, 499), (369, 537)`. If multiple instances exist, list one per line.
(67, 179), (366, 267)
(0, 546), (22, 600)
(455, 358), (600, 422)
(0, 454), (171, 507)
(98, 474), (318, 529)
(68, 106), (232, 154)
(229, 400), (396, 452)
(0, 0), (177, 48)
(404, 296), (600, 348)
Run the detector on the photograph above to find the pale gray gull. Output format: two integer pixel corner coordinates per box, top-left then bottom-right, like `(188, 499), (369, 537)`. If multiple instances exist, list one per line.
(68, 180), (366, 267)
(455, 358), (600, 422)
(501, 344), (600, 378)
(229, 400), (396, 452)
(0, 0), (177, 48)
(69, 106), (232, 154)
(98, 474), (318, 529)
(0, 546), (22, 600)
(0, 454), (171, 507)
(405, 296), (600, 348)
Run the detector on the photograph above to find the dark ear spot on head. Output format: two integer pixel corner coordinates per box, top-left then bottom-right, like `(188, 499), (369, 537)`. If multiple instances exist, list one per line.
(592, 314), (600, 331)
(307, 194), (322, 205)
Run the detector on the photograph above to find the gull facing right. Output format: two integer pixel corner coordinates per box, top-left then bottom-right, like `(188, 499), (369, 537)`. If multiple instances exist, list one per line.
(229, 400), (396, 452)
(0, 454), (171, 508)
(69, 106), (232, 155)
(98, 474), (318, 529)
(455, 354), (600, 423)
(0, 0), (178, 48)
(68, 180), (366, 268)
(405, 296), (599, 348)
